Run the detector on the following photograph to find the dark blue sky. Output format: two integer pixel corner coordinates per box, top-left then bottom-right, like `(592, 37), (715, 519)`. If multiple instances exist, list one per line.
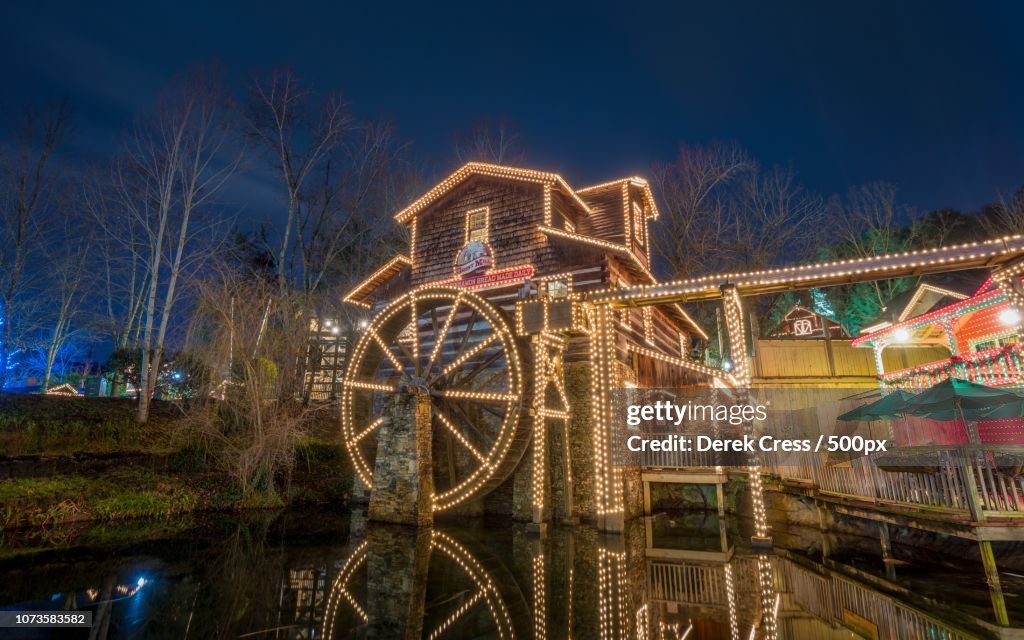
(3, 0), (1023, 214)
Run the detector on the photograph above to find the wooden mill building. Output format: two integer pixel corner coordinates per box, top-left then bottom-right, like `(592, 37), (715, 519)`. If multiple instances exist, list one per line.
(341, 163), (719, 531)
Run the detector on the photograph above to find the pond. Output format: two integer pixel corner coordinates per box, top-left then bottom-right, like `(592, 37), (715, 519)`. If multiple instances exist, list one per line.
(0, 507), (1021, 638)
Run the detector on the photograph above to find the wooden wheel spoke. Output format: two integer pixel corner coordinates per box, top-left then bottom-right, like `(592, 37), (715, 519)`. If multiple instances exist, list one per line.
(452, 309), (479, 364)
(440, 398), (496, 450)
(426, 589), (485, 639)
(410, 295), (421, 375)
(393, 333), (418, 373)
(349, 417), (385, 446)
(437, 389), (515, 404)
(452, 346), (505, 387)
(431, 335), (499, 384)
(345, 380), (397, 393)
(427, 297), (462, 374)
(473, 368), (508, 390)
(435, 410), (488, 463)
(369, 328), (406, 372)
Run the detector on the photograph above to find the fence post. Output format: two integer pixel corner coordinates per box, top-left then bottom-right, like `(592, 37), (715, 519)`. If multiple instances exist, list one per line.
(960, 448), (986, 522)
(866, 456), (882, 504)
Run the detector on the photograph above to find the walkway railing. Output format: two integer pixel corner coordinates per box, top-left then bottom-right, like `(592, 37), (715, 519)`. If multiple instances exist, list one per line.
(768, 445), (1024, 519)
(780, 557), (977, 640)
(879, 344), (1024, 391)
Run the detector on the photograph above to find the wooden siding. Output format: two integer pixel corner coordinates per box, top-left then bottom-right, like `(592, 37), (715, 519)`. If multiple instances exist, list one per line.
(411, 176), (595, 287)
(577, 185), (625, 243)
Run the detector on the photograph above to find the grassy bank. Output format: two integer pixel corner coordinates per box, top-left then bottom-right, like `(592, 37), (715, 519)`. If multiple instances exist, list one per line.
(0, 395), (352, 531)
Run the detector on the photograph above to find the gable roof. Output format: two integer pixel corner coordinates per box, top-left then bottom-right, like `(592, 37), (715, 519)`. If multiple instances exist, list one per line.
(858, 270), (987, 333)
(342, 255), (412, 308)
(393, 162), (593, 224)
(577, 177), (661, 219)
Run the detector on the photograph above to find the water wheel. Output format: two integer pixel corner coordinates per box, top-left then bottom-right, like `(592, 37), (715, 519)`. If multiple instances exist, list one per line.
(342, 287), (530, 511)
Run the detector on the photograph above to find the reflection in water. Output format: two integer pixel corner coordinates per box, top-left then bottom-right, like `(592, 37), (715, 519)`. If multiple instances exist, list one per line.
(0, 508), (1021, 639)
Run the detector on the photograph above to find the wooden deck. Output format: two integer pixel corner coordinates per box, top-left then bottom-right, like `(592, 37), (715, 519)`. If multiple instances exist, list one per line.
(765, 445), (1024, 540)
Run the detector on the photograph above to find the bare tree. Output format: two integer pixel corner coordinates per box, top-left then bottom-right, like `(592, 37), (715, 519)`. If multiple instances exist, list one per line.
(39, 210), (94, 389)
(84, 168), (148, 351)
(245, 69), (408, 398)
(733, 165), (825, 271)
(979, 186), (1024, 237)
(111, 69), (238, 423)
(830, 182), (918, 311)
(245, 67), (353, 295)
(650, 142), (824, 279)
(649, 142), (752, 279)
(453, 117), (525, 165)
(0, 100), (71, 388)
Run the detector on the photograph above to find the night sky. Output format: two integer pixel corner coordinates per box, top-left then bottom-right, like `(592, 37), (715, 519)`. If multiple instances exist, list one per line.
(3, 0), (1023, 216)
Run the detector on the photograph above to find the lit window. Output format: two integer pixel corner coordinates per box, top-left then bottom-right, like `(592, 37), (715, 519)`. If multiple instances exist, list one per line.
(466, 208), (488, 243)
(546, 280), (568, 299)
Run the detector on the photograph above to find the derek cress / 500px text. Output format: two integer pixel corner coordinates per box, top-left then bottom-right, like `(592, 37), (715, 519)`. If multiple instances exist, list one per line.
(625, 434), (889, 455)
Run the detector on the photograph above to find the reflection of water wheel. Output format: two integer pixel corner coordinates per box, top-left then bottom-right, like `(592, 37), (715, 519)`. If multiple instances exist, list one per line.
(321, 530), (522, 640)
(342, 287), (530, 511)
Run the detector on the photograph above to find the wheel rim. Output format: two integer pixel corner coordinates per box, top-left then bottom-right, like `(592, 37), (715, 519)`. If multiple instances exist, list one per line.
(342, 287), (528, 511)
(321, 530), (520, 640)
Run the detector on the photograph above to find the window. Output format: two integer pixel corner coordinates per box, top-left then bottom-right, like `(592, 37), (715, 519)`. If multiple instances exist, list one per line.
(466, 207), (488, 243)
(546, 279), (569, 299)
(632, 202), (645, 246)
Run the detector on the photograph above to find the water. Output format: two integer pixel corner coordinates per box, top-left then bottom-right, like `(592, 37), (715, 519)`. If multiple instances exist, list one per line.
(0, 508), (1021, 639)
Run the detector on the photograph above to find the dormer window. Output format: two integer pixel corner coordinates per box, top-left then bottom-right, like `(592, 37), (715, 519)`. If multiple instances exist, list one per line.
(632, 202), (645, 246)
(466, 207), (489, 243)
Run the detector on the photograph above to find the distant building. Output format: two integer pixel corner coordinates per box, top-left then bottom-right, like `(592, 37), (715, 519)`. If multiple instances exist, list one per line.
(771, 304), (848, 339)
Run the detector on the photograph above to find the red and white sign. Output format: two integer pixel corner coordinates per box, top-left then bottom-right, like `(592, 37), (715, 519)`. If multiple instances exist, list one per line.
(455, 241), (493, 277)
(456, 265), (534, 290)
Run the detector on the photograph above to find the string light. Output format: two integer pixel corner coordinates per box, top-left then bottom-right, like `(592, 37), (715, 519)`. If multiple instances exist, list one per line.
(394, 162), (592, 223)
(430, 531), (515, 640)
(897, 283), (969, 322)
(342, 255), (412, 308)
(589, 235), (1024, 307)
(341, 287), (524, 511)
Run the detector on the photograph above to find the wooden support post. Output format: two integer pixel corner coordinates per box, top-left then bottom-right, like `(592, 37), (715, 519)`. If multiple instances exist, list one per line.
(980, 540), (1010, 627)
(879, 522), (896, 580)
(720, 284), (750, 386)
(590, 304), (625, 533)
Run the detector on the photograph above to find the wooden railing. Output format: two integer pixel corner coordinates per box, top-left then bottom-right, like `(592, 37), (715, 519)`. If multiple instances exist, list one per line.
(879, 344), (1024, 391)
(780, 557), (978, 639)
(768, 445), (1024, 520)
(635, 445), (747, 470)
